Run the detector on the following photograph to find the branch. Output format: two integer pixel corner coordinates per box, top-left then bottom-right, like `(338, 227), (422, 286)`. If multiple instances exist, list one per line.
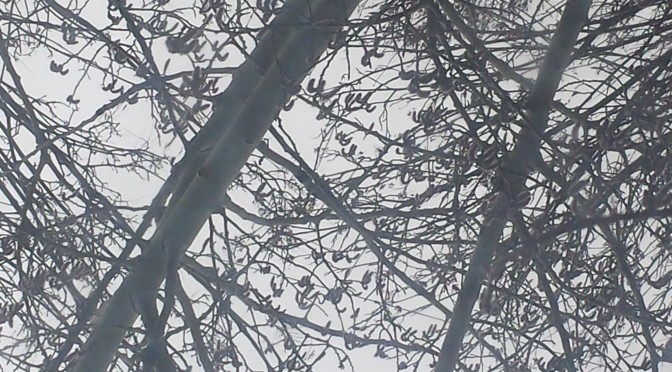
(435, 1), (593, 371)
(70, 1), (360, 370)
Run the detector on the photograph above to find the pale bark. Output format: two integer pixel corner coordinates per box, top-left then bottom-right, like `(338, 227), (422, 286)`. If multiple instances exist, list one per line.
(72, 1), (360, 370)
(435, 1), (593, 371)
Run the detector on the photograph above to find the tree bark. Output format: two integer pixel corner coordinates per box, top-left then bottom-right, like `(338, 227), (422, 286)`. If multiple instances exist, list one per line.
(435, 1), (592, 371)
(72, 1), (360, 370)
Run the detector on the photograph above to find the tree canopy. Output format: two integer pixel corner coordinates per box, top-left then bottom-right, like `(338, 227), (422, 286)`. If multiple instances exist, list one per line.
(0, 0), (671, 371)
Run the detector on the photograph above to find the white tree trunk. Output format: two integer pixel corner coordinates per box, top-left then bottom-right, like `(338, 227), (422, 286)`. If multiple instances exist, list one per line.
(72, 1), (360, 370)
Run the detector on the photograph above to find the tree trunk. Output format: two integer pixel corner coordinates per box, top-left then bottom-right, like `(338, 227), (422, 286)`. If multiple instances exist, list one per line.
(435, 0), (592, 371)
(72, 1), (360, 370)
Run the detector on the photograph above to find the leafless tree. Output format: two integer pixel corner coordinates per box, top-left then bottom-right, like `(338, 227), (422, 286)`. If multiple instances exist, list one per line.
(0, 0), (671, 371)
